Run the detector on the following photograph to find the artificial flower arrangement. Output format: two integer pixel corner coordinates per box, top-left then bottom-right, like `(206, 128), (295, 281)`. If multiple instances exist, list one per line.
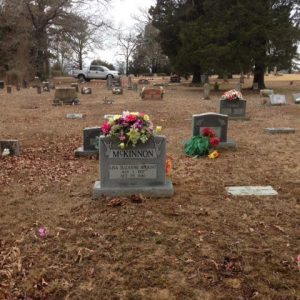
(101, 111), (156, 149)
(221, 89), (244, 101)
(184, 128), (220, 157)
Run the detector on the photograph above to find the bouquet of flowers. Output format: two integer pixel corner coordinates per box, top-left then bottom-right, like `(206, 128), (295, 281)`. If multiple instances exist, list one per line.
(221, 89), (244, 101)
(184, 128), (220, 157)
(101, 111), (154, 149)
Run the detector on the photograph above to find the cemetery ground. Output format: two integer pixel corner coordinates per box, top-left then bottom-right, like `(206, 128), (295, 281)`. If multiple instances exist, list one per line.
(0, 75), (299, 300)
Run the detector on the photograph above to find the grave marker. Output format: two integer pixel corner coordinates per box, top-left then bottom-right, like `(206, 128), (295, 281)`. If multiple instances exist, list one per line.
(0, 81), (4, 89)
(0, 140), (20, 156)
(192, 113), (236, 149)
(220, 99), (248, 120)
(264, 128), (295, 134)
(269, 94), (287, 105)
(81, 87), (92, 94)
(128, 76), (133, 90)
(7, 86), (12, 93)
(42, 82), (50, 92)
(141, 87), (164, 100)
(203, 83), (210, 100)
(93, 135), (174, 198)
(112, 86), (123, 95)
(75, 127), (102, 157)
(227, 186), (278, 196)
(71, 83), (79, 92)
(292, 93), (300, 104)
(66, 113), (84, 119)
(53, 87), (79, 105)
(260, 89), (274, 97)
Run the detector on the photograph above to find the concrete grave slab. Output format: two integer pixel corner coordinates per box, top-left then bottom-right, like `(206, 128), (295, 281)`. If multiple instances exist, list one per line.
(269, 94), (287, 105)
(227, 186), (278, 196)
(66, 113), (85, 119)
(264, 128), (295, 134)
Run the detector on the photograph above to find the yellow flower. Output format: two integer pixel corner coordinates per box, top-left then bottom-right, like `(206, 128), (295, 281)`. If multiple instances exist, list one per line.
(131, 112), (139, 116)
(143, 114), (150, 121)
(119, 143), (125, 149)
(208, 150), (220, 159)
(113, 114), (121, 120)
(156, 126), (162, 133)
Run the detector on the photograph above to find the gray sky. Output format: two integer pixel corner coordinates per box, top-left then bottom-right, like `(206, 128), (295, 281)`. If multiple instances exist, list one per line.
(87, 0), (156, 65)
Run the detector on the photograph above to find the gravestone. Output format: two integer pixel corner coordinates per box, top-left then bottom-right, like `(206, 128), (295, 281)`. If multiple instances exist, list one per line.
(66, 113), (84, 119)
(71, 83), (79, 92)
(53, 87), (79, 105)
(107, 76), (112, 90)
(32, 77), (40, 88)
(239, 74), (245, 84)
(260, 89), (274, 97)
(42, 82), (50, 92)
(203, 83), (210, 100)
(132, 83), (138, 92)
(16, 85), (21, 91)
(49, 82), (55, 90)
(170, 74), (180, 83)
(81, 87), (92, 94)
(253, 83), (259, 90)
(7, 86), (12, 93)
(219, 99), (248, 120)
(235, 82), (242, 92)
(192, 112), (236, 149)
(227, 186), (278, 196)
(292, 93), (300, 104)
(75, 127), (102, 157)
(22, 80), (29, 89)
(37, 86), (42, 94)
(141, 87), (164, 100)
(0, 81), (4, 89)
(112, 86), (123, 95)
(112, 78), (122, 88)
(264, 128), (295, 134)
(0, 140), (21, 156)
(269, 94), (287, 105)
(128, 76), (133, 90)
(92, 135), (174, 198)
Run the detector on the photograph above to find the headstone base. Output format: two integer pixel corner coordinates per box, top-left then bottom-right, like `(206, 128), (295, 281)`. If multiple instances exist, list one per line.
(218, 139), (236, 150)
(74, 147), (98, 157)
(92, 179), (174, 199)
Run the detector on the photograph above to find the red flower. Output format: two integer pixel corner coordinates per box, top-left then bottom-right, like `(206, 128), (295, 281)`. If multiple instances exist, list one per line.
(126, 114), (137, 122)
(202, 127), (215, 137)
(101, 122), (111, 135)
(210, 137), (220, 147)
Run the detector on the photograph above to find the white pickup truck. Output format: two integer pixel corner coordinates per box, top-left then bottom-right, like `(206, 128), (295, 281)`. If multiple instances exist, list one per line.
(69, 65), (120, 81)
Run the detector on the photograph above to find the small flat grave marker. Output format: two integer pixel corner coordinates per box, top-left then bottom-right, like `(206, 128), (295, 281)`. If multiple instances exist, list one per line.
(81, 87), (92, 94)
(141, 88), (164, 100)
(260, 89), (274, 97)
(292, 93), (300, 104)
(112, 87), (123, 95)
(227, 186), (278, 196)
(66, 113), (84, 119)
(269, 94), (287, 105)
(42, 82), (50, 92)
(264, 128), (295, 134)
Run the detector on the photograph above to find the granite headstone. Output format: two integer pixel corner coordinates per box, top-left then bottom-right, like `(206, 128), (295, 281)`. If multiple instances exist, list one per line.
(75, 127), (102, 157)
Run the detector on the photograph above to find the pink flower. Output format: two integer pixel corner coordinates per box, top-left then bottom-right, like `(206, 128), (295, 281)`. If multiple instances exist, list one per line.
(38, 227), (48, 238)
(126, 114), (137, 122)
(101, 122), (111, 135)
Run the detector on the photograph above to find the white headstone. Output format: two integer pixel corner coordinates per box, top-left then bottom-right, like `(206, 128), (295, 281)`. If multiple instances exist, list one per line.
(269, 94), (287, 105)
(227, 186), (278, 196)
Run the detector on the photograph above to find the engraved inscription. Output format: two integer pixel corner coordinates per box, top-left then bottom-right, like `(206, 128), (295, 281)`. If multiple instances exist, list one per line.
(109, 164), (157, 179)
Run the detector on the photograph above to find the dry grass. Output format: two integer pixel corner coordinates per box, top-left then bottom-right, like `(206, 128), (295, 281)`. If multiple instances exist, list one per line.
(0, 75), (299, 300)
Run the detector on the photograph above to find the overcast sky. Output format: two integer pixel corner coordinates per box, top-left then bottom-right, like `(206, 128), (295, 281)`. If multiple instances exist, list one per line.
(87, 0), (156, 65)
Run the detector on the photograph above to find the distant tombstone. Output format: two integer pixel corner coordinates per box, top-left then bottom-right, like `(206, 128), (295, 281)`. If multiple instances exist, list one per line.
(71, 83), (79, 92)
(107, 76), (112, 90)
(75, 127), (102, 157)
(0, 140), (20, 156)
(253, 83), (259, 90)
(235, 82), (242, 92)
(269, 94), (287, 105)
(37, 86), (42, 94)
(220, 99), (247, 119)
(128, 76), (133, 90)
(201, 74), (206, 84)
(260, 89), (274, 97)
(49, 82), (55, 90)
(92, 135), (174, 198)
(273, 66), (277, 75)
(292, 93), (300, 104)
(192, 112), (236, 149)
(7, 86), (12, 94)
(170, 74), (180, 83)
(138, 79), (149, 85)
(22, 80), (29, 89)
(141, 87), (164, 100)
(16, 84), (21, 91)
(66, 113), (84, 119)
(53, 87), (79, 105)
(42, 82), (50, 92)
(81, 87), (92, 94)
(203, 83), (210, 99)
(239, 74), (245, 84)
(112, 86), (123, 95)
(0, 81), (5, 89)
(32, 77), (40, 88)
(112, 78), (122, 88)
(132, 83), (138, 92)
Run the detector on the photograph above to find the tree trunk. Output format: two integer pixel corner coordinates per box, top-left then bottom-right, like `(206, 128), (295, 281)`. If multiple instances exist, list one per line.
(253, 64), (266, 89)
(192, 70), (201, 83)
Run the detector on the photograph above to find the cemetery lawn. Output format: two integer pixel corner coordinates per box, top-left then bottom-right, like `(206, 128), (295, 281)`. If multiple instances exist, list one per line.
(0, 75), (299, 300)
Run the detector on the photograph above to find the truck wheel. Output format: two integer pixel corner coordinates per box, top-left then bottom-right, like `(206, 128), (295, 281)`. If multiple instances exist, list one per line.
(78, 74), (86, 82)
(106, 75), (114, 80)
